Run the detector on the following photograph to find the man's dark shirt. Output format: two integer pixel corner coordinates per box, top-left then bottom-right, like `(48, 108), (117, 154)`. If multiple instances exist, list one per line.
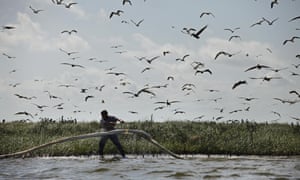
(101, 115), (118, 131)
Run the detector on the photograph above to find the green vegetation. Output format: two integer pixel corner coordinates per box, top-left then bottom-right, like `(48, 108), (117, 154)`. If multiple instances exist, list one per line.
(0, 120), (300, 157)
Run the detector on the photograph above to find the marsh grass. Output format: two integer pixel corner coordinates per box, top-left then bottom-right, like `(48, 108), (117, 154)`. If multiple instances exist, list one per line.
(0, 120), (299, 157)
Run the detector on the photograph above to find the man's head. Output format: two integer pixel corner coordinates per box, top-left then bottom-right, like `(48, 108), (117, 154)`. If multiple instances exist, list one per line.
(101, 110), (108, 118)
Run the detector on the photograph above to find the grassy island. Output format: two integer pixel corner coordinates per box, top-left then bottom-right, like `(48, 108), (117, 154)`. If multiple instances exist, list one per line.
(0, 120), (299, 157)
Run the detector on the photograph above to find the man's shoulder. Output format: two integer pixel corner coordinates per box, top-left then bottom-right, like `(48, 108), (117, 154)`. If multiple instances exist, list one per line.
(107, 115), (118, 121)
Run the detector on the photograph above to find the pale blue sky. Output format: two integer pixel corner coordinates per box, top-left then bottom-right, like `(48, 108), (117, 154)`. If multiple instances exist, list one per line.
(0, 0), (299, 123)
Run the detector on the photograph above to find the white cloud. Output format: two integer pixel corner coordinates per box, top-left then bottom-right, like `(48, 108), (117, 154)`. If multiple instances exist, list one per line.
(0, 12), (90, 52)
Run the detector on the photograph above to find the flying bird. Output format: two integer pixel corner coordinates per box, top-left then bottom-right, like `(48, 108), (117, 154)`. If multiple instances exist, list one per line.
(123, 88), (155, 98)
(214, 51), (233, 60)
(122, 0), (132, 5)
(155, 100), (180, 106)
(191, 25), (208, 39)
(145, 56), (160, 64)
(283, 36), (300, 45)
(262, 17), (279, 25)
(232, 80), (247, 90)
(163, 51), (171, 56)
(61, 62), (85, 68)
(14, 94), (36, 100)
(52, 0), (65, 5)
(58, 84), (75, 88)
(63, 2), (77, 8)
(194, 69), (212, 75)
(249, 76), (281, 82)
(61, 29), (77, 34)
(273, 98), (300, 105)
(29, 6), (44, 14)
(32, 103), (48, 111)
(130, 19), (144, 27)
(271, 0), (278, 8)
(1, 25), (16, 30)
(288, 16), (300, 22)
(2, 53), (16, 59)
(289, 90), (300, 98)
(15, 111), (34, 118)
(181, 27), (196, 35)
(85, 95), (94, 102)
(141, 67), (152, 73)
(106, 72), (126, 76)
(200, 12), (215, 18)
(244, 64), (271, 72)
(167, 76), (174, 80)
(228, 35), (241, 41)
(250, 18), (265, 27)
(109, 10), (124, 19)
(59, 48), (79, 56)
(239, 97), (258, 101)
(224, 27), (240, 33)
(176, 54), (190, 62)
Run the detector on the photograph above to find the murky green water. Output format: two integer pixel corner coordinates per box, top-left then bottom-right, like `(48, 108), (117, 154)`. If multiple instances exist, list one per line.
(0, 155), (299, 179)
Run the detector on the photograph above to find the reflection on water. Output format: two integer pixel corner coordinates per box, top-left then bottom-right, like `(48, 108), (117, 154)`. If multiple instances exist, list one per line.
(0, 155), (299, 180)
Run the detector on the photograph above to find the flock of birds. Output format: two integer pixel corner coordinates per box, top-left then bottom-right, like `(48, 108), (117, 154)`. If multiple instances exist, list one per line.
(1, 0), (300, 123)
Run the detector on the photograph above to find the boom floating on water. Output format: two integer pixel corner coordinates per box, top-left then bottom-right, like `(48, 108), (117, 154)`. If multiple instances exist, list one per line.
(0, 129), (183, 159)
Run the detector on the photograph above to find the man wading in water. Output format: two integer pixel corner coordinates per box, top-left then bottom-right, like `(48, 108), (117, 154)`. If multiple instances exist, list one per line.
(99, 110), (126, 159)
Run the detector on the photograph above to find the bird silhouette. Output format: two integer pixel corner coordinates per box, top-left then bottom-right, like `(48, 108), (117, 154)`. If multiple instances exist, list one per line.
(61, 29), (77, 34)
(52, 0), (65, 5)
(63, 2), (77, 8)
(85, 95), (94, 102)
(58, 84), (75, 88)
(214, 51), (233, 60)
(200, 12), (215, 18)
(106, 72), (126, 76)
(61, 62), (85, 68)
(291, 116), (300, 121)
(130, 19), (144, 27)
(123, 88), (155, 98)
(1, 25), (16, 30)
(194, 69), (212, 75)
(249, 76), (281, 82)
(228, 35), (241, 41)
(232, 80), (247, 90)
(2, 53), (16, 59)
(176, 54), (190, 61)
(59, 48), (79, 56)
(163, 51), (171, 56)
(145, 56), (160, 64)
(224, 27), (240, 33)
(29, 6), (44, 14)
(289, 90), (300, 98)
(32, 103), (48, 111)
(14, 94), (36, 100)
(15, 111), (34, 118)
(191, 25), (208, 39)
(288, 16), (300, 22)
(239, 97), (258, 101)
(283, 36), (300, 45)
(250, 18), (265, 27)
(122, 0), (132, 5)
(273, 98), (300, 105)
(271, 0), (278, 8)
(167, 76), (174, 80)
(181, 27), (196, 35)
(44, 91), (62, 100)
(109, 10), (124, 19)
(155, 100), (180, 106)
(262, 17), (279, 25)
(244, 64), (271, 72)
(141, 67), (152, 73)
